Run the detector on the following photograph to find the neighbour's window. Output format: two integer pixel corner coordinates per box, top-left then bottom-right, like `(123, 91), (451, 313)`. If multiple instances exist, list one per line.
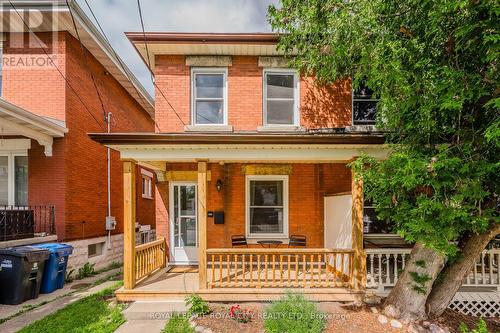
(14, 156), (28, 206)
(246, 175), (288, 237)
(191, 68), (227, 125)
(353, 81), (378, 125)
(363, 200), (392, 234)
(0, 153), (28, 206)
(141, 174), (153, 199)
(263, 70), (299, 126)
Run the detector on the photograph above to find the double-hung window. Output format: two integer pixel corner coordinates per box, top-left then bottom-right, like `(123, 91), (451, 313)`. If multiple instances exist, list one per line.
(141, 169), (153, 199)
(263, 70), (299, 126)
(0, 153), (28, 206)
(246, 175), (288, 238)
(353, 81), (378, 125)
(191, 68), (227, 125)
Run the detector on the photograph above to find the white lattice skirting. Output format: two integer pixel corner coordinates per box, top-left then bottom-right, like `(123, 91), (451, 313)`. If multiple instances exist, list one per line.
(448, 292), (500, 317)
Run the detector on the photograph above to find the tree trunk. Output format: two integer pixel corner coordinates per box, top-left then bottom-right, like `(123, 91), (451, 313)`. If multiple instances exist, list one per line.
(426, 223), (500, 318)
(383, 242), (445, 321)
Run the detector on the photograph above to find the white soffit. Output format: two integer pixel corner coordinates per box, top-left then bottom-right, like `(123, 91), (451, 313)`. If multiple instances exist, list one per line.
(109, 144), (388, 163)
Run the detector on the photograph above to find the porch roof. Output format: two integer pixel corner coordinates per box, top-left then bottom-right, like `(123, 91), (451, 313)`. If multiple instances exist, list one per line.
(88, 132), (388, 164)
(0, 98), (68, 156)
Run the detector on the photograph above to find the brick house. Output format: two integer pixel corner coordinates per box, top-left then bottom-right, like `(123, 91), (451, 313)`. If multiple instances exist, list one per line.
(0, 1), (156, 269)
(90, 32), (390, 301)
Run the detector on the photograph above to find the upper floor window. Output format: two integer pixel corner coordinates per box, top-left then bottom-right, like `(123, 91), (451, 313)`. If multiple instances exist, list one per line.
(263, 70), (299, 126)
(353, 81), (378, 125)
(191, 68), (227, 125)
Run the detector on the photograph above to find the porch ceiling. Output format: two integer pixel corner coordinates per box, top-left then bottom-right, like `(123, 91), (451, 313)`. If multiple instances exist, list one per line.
(0, 98), (67, 156)
(88, 132), (388, 163)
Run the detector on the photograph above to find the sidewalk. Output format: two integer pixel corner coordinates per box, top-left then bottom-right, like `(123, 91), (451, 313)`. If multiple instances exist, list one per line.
(115, 301), (187, 333)
(0, 267), (121, 333)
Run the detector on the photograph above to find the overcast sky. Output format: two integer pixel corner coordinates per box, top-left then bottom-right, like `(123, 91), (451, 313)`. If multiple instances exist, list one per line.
(77, 0), (279, 97)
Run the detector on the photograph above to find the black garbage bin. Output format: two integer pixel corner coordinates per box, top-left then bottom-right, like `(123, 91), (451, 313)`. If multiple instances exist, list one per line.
(0, 246), (50, 304)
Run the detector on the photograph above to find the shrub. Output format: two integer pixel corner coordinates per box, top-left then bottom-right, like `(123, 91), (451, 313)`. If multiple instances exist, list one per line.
(64, 269), (75, 283)
(229, 304), (253, 323)
(162, 313), (193, 333)
(185, 294), (210, 316)
(77, 263), (96, 279)
(264, 293), (326, 333)
(460, 319), (489, 333)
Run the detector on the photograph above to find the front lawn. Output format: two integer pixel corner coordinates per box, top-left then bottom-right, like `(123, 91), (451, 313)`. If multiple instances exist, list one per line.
(18, 285), (125, 333)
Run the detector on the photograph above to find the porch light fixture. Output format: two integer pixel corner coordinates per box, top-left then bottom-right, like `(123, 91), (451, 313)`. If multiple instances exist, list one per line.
(216, 179), (224, 191)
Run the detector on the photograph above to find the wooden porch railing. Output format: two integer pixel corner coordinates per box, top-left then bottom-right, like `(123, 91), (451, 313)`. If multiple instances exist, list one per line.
(206, 248), (354, 289)
(135, 237), (166, 283)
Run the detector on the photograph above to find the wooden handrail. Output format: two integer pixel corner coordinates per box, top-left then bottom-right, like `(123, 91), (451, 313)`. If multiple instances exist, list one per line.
(206, 248), (355, 254)
(135, 237), (166, 284)
(136, 237), (165, 252)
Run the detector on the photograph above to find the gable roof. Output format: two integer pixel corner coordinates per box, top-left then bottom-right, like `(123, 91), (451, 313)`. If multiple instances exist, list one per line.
(0, 0), (154, 116)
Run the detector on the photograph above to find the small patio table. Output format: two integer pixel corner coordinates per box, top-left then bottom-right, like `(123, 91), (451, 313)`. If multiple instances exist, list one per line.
(257, 240), (283, 248)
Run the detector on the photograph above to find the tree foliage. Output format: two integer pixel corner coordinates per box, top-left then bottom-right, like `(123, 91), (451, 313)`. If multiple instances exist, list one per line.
(268, 0), (499, 255)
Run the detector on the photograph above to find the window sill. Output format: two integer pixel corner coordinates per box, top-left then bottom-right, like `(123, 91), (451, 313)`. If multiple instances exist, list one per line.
(184, 125), (233, 132)
(142, 195), (153, 200)
(345, 125), (378, 132)
(257, 125), (305, 133)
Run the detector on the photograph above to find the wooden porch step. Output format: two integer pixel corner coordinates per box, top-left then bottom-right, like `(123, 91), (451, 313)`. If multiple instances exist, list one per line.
(115, 287), (365, 302)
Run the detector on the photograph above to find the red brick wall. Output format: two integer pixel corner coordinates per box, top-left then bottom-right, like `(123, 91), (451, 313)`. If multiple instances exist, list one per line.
(154, 55), (352, 132)
(63, 33), (154, 240)
(2, 32), (66, 121)
(2, 32), (155, 241)
(156, 163), (351, 253)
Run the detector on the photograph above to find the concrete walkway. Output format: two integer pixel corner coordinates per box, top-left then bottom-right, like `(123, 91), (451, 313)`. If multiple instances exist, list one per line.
(0, 268), (121, 333)
(115, 301), (187, 333)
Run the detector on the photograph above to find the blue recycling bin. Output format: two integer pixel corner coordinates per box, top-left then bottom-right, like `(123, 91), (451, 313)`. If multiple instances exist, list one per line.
(32, 243), (73, 293)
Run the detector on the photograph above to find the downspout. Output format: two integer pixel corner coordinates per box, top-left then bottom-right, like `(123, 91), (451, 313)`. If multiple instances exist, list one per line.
(107, 112), (112, 249)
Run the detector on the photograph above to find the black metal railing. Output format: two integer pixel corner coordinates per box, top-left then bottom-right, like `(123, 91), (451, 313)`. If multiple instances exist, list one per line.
(0, 205), (56, 241)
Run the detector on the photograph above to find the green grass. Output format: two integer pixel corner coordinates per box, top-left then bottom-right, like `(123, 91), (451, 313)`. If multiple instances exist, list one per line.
(18, 285), (125, 333)
(162, 313), (194, 333)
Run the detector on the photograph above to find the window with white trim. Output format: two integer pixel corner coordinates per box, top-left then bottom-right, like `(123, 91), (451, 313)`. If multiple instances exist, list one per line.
(246, 175), (288, 237)
(0, 152), (28, 206)
(263, 70), (299, 126)
(141, 169), (153, 199)
(353, 80), (378, 125)
(191, 68), (227, 125)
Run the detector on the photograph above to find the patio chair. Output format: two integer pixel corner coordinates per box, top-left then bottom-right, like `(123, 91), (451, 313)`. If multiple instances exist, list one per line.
(288, 235), (307, 247)
(231, 235), (248, 247)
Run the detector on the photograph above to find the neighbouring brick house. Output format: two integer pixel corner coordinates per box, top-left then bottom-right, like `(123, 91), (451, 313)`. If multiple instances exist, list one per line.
(90, 32), (390, 301)
(0, 1), (156, 269)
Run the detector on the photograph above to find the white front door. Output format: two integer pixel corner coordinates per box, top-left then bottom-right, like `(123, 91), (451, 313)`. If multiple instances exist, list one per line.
(324, 194), (353, 249)
(169, 183), (198, 264)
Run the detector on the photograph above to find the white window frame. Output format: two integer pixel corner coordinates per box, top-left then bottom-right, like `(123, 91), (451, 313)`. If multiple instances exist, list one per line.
(263, 69), (300, 127)
(190, 67), (228, 126)
(352, 81), (378, 125)
(0, 150), (28, 206)
(141, 169), (153, 199)
(245, 175), (289, 239)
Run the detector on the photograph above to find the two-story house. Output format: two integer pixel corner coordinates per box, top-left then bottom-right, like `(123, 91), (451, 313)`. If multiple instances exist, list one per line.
(0, 0), (156, 270)
(90, 32), (388, 301)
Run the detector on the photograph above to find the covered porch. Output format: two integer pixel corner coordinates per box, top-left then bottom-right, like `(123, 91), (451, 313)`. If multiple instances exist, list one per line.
(90, 132), (387, 301)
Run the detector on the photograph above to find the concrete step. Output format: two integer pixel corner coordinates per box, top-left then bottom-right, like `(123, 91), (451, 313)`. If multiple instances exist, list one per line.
(122, 300), (187, 321)
(115, 319), (168, 333)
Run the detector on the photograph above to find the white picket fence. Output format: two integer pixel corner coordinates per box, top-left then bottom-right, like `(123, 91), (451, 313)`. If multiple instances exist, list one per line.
(365, 248), (500, 317)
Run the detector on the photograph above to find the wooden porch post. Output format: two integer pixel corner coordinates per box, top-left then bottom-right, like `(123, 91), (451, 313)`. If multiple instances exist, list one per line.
(352, 168), (366, 290)
(197, 160), (208, 289)
(123, 160), (136, 290)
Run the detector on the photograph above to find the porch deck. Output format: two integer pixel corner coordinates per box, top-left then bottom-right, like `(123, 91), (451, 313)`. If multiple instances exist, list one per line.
(115, 267), (364, 302)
